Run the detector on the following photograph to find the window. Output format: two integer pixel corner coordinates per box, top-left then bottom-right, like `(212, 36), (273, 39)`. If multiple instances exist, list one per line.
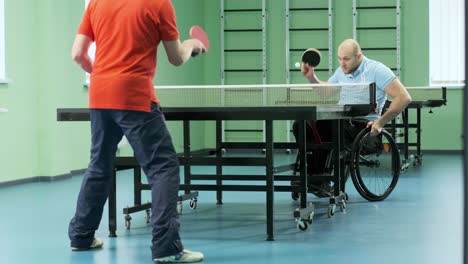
(0, 0), (6, 82)
(429, 0), (465, 86)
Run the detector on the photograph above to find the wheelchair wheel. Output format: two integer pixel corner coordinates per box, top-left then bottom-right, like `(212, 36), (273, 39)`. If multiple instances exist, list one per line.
(350, 127), (400, 201)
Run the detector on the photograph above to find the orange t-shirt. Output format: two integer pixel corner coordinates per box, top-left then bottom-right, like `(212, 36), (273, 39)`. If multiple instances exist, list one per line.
(78, 0), (179, 112)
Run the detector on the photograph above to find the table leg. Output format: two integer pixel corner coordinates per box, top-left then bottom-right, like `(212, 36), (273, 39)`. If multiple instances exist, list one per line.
(265, 120), (274, 241)
(109, 168), (117, 237)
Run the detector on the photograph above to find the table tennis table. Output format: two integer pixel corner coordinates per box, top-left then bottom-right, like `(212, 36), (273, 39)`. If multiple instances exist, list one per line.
(57, 83), (376, 240)
(385, 87), (447, 169)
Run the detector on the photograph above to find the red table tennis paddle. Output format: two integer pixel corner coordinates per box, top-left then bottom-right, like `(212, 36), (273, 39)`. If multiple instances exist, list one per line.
(301, 48), (321, 67)
(189, 25), (210, 56)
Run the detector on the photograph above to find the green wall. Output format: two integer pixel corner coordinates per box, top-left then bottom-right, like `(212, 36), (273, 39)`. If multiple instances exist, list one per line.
(0, 0), (40, 182)
(0, 0), (205, 183)
(0, 0), (463, 183)
(201, 0), (463, 151)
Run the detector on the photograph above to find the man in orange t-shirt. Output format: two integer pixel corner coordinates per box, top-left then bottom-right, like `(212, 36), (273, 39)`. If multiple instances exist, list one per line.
(68, 0), (206, 262)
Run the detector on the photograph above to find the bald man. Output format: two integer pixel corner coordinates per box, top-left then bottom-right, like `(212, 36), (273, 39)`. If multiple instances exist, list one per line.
(299, 38), (411, 135)
(292, 39), (411, 197)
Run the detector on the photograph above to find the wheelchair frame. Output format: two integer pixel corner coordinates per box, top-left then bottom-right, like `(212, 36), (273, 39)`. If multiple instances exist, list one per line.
(293, 126), (401, 230)
(293, 126), (400, 200)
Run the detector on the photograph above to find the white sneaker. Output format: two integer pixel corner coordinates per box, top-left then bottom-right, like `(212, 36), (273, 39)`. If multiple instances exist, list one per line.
(71, 238), (104, 251)
(154, 249), (204, 263)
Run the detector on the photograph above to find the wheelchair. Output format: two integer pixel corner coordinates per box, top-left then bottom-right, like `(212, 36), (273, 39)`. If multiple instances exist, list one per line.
(292, 123), (401, 203)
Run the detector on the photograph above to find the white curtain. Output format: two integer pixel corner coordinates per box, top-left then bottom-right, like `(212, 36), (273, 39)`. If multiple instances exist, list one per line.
(429, 0), (465, 86)
(0, 0), (5, 81)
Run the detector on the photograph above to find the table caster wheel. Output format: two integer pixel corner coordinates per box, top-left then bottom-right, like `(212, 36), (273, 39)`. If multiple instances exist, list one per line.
(145, 209), (150, 224)
(339, 201), (346, 212)
(124, 215), (132, 229)
(189, 198), (198, 210)
(327, 204), (336, 218)
(296, 220), (308, 231)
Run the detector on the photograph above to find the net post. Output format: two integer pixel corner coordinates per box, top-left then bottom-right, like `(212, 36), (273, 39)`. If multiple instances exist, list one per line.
(369, 82), (377, 111)
(442, 87), (447, 104)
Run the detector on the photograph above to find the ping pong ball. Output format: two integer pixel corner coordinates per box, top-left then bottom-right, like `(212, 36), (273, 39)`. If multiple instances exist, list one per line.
(295, 62), (300, 68)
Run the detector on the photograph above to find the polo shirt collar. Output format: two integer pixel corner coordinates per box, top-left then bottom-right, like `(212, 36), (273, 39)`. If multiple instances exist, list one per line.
(345, 56), (368, 79)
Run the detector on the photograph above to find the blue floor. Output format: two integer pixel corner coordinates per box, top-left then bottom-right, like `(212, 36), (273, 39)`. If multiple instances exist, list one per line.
(0, 153), (463, 264)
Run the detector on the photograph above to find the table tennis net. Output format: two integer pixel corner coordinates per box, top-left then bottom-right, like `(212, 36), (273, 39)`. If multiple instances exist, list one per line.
(155, 83), (375, 108)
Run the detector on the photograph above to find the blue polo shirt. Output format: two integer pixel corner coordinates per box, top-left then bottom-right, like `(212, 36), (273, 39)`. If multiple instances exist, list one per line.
(328, 56), (396, 120)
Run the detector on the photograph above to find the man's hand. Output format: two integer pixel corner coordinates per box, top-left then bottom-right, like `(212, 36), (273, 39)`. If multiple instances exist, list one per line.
(163, 39), (207, 66)
(367, 121), (383, 137)
(301, 63), (319, 83)
(71, 34), (93, 73)
(188, 39), (207, 57)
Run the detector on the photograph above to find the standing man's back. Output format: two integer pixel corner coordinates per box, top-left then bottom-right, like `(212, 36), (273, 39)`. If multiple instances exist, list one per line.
(69, 0), (206, 262)
(80, 0), (180, 112)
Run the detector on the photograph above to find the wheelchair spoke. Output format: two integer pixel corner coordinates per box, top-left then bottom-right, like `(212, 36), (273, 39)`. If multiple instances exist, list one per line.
(350, 128), (400, 201)
(358, 154), (394, 196)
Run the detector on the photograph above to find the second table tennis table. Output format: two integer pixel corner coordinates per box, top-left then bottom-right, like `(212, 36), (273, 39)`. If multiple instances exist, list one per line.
(386, 87), (447, 169)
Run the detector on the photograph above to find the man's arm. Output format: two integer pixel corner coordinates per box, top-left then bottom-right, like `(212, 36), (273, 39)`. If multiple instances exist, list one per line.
(370, 78), (412, 135)
(163, 39), (206, 66)
(71, 34), (93, 73)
